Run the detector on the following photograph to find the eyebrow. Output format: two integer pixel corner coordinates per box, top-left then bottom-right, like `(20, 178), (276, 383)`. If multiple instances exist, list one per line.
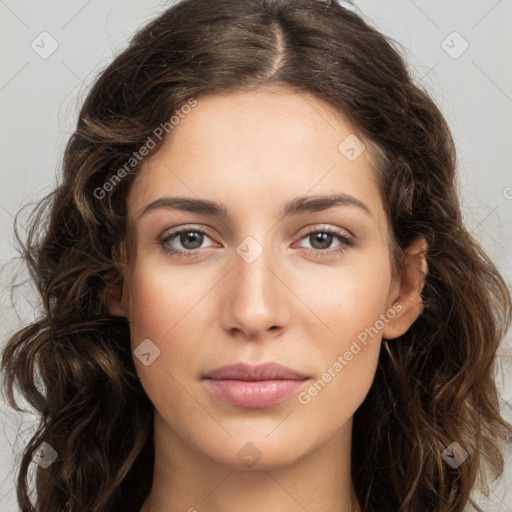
(137, 193), (373, 220)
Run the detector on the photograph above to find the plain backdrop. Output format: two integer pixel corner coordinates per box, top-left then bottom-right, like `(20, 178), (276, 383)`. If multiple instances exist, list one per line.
(1, 1), (511, 511)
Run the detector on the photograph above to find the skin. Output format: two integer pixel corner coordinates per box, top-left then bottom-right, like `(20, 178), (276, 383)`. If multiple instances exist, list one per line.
(107, 87), (428, 512)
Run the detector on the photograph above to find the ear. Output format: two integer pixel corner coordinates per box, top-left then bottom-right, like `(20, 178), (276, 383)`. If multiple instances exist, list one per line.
(105, 242), (129, 318)
(382, 236), (428, 340)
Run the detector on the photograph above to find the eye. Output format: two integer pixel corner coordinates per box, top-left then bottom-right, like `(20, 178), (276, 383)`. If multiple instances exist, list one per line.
(159, 227), (217, 258)
(296, 227), (356, 255)
(158, 225), (356, 259)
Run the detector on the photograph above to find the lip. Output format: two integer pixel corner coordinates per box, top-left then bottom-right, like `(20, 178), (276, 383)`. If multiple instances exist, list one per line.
(202, 362), (308, 381)
(201, 362), (310, 408)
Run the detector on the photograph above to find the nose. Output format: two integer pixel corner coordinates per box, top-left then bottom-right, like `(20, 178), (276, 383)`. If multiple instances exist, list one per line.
(220, 238), (290, 340)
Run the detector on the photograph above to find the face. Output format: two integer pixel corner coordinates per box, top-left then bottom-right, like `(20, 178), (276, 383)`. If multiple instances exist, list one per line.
(109, 88), (422, 470)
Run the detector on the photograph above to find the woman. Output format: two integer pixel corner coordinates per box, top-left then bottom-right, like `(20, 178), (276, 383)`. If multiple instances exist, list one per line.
(2, 0), (511, 511)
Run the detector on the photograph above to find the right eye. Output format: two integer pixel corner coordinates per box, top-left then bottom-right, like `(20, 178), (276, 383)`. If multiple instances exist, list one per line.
(159, 226), (218, 258)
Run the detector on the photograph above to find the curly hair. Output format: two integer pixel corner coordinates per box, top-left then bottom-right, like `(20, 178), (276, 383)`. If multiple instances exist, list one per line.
(1, 0), (511, 510)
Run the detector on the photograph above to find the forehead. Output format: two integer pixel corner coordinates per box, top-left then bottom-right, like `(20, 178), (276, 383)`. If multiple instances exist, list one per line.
(127, 89), (385, 228)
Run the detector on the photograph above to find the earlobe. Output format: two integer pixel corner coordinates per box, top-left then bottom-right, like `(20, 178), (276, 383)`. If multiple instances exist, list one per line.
(382, 236), (428, 340)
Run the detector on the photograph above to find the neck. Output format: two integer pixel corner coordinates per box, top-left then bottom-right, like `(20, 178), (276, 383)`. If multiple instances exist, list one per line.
(140, 411), (361, 512)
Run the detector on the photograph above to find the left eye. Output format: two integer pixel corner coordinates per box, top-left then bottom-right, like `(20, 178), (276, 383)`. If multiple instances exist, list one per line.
(297, 229), (353, 251)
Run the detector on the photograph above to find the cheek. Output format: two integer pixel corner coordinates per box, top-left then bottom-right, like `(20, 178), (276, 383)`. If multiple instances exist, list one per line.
(129, 258), (219, 409)
(294, 252), (392, 409)
(298, 247), (393, 345)
(127, 260), (204, 341)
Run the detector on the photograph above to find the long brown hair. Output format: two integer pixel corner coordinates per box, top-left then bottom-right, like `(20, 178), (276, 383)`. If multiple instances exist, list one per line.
(2, 0), (511, 510)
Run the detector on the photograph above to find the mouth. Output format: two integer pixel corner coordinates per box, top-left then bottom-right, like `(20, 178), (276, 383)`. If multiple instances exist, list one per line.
(201, 362), (310, 409)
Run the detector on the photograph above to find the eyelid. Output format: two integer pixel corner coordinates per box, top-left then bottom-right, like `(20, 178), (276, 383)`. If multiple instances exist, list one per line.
(295, 223), (354, 241)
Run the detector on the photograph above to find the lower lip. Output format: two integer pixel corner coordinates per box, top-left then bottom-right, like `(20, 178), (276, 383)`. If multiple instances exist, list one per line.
(203, 378), (308, 408)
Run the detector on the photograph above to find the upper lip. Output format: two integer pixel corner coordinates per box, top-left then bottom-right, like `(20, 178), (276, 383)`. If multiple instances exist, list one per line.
(202, 362), (309, 381)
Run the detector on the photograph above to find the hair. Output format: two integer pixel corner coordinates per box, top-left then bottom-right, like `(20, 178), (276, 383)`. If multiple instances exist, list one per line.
(1, 0), (511, 510)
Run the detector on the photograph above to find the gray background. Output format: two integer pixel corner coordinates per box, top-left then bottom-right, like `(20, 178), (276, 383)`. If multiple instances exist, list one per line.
(1, 1), (511, 510)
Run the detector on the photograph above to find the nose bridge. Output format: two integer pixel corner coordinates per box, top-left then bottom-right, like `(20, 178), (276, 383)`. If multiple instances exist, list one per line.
(222, 234), (287, 336)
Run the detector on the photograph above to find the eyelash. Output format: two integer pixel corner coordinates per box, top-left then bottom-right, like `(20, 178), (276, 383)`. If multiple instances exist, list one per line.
(158, 226), (356, 259)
